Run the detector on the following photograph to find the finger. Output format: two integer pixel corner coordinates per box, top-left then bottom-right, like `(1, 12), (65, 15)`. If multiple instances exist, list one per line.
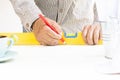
(41, 34), (59, 46)
(82, 25), (91, 44)
(45, 26), (62, 39)
(34, 30), (50, 45)
(93, 26), (100, 45)
(34, 26), (59, 46)
(87, 25), (96, 45)
(94, 22), (102, 40)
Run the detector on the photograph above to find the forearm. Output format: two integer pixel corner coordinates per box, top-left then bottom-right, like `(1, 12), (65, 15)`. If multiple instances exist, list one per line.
(10, 0), (43, 32)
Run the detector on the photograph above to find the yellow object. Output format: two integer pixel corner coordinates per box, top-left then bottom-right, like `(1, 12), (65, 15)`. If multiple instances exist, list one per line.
(0, 32), (102, 45)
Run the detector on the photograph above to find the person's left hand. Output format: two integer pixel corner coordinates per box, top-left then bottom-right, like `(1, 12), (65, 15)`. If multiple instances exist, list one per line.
(82, 22), (102, 45)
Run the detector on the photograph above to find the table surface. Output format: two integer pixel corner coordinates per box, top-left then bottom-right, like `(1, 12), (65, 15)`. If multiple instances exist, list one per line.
(0, 45), (120, 80)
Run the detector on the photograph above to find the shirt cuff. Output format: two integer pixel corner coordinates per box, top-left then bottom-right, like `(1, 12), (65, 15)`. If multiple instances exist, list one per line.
(21, 6), (43, 32)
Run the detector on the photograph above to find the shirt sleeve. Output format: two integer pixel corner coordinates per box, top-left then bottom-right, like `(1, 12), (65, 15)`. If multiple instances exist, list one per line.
(10, 0), (43, 32)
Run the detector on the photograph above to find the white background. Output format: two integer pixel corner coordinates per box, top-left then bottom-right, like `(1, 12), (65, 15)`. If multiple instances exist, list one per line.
(0, 0), (22, 32)
(0, 45), (120, 80)
(97, 0), (120, 20)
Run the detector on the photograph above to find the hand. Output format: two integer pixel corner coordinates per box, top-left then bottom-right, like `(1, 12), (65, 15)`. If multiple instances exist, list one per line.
(82, 22), (102, 45)
(32, 17), (62, 46)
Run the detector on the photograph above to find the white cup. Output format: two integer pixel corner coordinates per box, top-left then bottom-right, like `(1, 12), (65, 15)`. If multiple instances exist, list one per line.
(100, 17), (120, 59)
(0, 36), (14, 58)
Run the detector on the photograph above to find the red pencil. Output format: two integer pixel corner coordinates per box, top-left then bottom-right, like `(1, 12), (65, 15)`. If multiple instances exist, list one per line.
(39, 14), (65, 44)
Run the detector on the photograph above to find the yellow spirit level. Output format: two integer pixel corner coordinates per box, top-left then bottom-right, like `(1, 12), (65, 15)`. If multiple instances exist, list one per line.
(0, 32), (102, 45)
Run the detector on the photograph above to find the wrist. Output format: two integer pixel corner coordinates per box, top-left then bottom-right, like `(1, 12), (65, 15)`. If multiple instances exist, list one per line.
(31, 18), (39, 30)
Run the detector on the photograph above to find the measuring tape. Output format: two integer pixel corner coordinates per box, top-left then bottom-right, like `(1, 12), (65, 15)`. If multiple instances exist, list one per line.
(0, 32), (102, 45)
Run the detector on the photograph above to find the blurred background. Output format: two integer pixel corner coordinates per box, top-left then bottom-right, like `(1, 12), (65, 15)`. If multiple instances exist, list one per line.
(0, 0), (22, 32)
(0, 0), (119, 32)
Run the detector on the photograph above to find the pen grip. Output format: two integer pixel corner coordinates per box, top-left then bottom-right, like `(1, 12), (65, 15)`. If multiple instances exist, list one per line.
(39, 14), (65, 43)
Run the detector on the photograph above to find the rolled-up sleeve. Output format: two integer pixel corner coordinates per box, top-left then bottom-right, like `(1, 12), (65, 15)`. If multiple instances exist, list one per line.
(10, 0), (43, 32)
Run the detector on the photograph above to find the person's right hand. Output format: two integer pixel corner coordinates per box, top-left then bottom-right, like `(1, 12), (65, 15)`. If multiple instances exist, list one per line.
(32, 17), (62, 46)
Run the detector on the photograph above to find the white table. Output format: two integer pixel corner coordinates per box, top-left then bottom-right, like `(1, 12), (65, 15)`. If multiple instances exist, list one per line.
(0, 45), (120, 80)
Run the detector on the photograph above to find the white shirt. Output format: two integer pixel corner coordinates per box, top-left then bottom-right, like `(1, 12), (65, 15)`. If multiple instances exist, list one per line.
(10, 0), (97, 33)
